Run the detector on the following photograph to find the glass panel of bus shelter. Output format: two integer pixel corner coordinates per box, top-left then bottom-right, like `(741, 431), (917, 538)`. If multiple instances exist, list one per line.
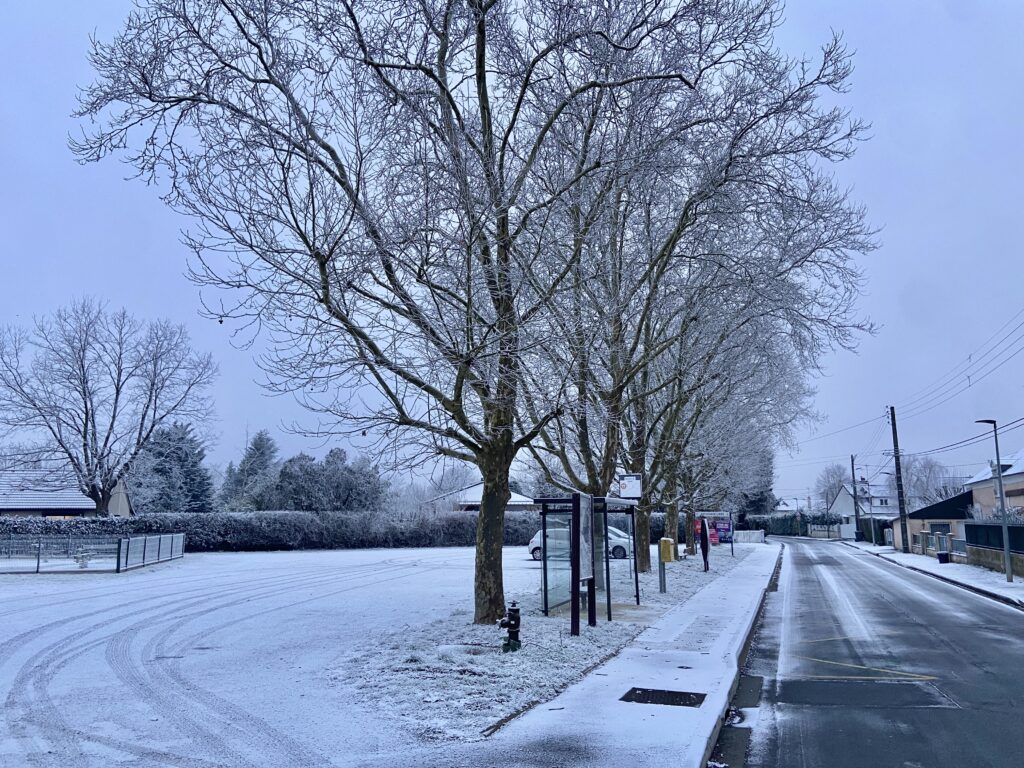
(542, 508), (572, 613)
(593, 511), (608, 592)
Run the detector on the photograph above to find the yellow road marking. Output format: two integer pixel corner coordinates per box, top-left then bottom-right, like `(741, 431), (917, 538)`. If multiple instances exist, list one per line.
(794, 675), (937, 681)
(794, 655), (936, 680)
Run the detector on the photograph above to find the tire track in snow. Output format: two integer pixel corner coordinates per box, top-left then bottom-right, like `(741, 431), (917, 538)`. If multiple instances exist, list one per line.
(4, 561), (406, 766)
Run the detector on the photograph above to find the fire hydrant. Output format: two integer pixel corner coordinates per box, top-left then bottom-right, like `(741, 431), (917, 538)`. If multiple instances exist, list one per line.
(498, 601), (521, 653)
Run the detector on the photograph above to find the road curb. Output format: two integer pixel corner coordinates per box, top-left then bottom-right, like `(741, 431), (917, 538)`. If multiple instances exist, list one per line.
(698, 544), (783, 768)
(839, 541), (1024, 612)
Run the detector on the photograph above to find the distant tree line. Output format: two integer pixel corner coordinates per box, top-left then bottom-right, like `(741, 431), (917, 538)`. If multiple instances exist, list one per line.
(130, 427), (387, 515)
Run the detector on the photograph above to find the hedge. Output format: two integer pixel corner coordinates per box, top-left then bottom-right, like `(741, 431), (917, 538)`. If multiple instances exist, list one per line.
(0, 509), (699, 552)
(0, 510), (542, 553)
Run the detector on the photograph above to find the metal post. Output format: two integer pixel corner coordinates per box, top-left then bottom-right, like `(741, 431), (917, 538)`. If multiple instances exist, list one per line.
(889, 406), (911, 553)
(994, 425), (1013, 582)
(541, 509), (549, 616)
(978, 420), (1013, 582)
(729, 510), (734, 557)
(658, 560), (667, 593)
(587, 578), (597, 627)
(570, 495), (581, 637)
(36, 537), (42, 574)
(630, 512), (640, 605)
(116, 538), (123, 573)
(603, 512), (612, 622)
(850, 455), (861, 541)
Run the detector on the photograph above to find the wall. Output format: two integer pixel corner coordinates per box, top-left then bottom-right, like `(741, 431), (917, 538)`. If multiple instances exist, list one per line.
(966, 544), (1024, 575)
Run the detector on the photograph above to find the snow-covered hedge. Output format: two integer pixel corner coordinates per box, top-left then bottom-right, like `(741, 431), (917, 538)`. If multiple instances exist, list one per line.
(0, 510), (542, 552)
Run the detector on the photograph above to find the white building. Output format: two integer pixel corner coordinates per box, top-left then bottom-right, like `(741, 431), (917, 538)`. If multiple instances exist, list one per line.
(827, 482), (901, 532)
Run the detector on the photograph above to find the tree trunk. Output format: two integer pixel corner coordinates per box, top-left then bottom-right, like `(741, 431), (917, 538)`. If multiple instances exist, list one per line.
(634, 504), (651, 572)
(475, 459), (511, 624)
(685, 505), (696, 556)
(90, 488), (112, 517)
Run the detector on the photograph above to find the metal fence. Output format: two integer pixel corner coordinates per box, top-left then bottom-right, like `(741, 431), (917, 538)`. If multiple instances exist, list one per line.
(118, 534), (185, 572)
(0, 533), (184, 574)
(951, 538), (967, 555)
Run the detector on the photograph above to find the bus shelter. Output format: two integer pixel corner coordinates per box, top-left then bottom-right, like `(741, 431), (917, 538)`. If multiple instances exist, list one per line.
(536, 493), (641, 634)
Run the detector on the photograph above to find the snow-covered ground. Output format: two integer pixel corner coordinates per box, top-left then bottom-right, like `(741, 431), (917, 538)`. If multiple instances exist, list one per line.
(0, 543), (750, 767)
(845, 540), (1024, 607)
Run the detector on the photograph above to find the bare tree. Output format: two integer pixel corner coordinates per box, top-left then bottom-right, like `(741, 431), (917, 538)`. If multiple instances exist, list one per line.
(0, 299), (216, 514)
(889, 455), (964, 510)
(72, 0), (801, 622)
(814, 463), (847, 513)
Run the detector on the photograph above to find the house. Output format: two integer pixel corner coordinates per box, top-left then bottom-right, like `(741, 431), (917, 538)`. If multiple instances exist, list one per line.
(422, 482), (538, 513)
(0, 471), (132, 518)
(773, 498), (803, 515)
(826, 482), (901, 540)
(890, 490), (973, 552)
(964, 448), (1024, 517)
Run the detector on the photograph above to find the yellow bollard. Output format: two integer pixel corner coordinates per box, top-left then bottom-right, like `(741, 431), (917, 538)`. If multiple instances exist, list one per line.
(658, 537), (673, 592)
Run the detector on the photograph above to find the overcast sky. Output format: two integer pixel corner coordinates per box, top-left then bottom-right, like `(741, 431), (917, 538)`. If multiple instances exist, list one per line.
(2, 1), (1022, 494)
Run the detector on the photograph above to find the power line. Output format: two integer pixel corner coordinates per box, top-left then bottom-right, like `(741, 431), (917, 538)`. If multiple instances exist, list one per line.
(908, 416), (1024, 457)
(901, 334), (1024, 420)
(895, 305), (1024, 412)
(795, 414), (887, 447)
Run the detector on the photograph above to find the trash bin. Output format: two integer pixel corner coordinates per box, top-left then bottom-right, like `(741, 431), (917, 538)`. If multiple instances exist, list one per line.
(936, 552), (950, 564)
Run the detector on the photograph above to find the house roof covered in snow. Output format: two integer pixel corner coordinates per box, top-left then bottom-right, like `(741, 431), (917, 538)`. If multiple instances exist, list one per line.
(965, 449), (1024, 486)
(0, 471), (93, 512)
(425, 482), (537, 509)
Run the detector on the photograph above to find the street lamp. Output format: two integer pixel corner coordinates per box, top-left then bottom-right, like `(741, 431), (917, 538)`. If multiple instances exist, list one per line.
(976, 419), (1013, 582)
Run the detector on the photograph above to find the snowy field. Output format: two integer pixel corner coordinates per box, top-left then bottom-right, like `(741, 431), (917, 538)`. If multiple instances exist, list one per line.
(0, 544), (749, 767)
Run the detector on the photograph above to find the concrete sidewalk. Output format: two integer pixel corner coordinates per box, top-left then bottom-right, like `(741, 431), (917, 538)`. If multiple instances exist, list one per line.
(486, 542), (781, 768)
(841, 540), (1024, 610)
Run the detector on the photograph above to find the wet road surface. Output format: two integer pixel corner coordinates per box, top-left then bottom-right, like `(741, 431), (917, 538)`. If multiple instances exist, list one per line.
(742, 539), (1024, 768)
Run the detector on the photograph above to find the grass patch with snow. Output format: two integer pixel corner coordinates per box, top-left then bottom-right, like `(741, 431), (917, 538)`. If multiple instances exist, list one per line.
(333, 544), (751, 742)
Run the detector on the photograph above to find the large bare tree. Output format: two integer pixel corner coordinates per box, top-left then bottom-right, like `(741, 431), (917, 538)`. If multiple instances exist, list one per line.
(72, 0), (792, 621)
(0, 300), (216, 514)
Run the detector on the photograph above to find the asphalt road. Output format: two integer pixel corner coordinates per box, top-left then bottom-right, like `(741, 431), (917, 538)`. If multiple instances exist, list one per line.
(743, 539), (1024, 768)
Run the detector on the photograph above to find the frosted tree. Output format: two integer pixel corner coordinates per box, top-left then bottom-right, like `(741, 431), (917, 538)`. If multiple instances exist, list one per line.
(889, 455), (964, 510)
(220, 430), (280, 511)
(73, 0), (794, 622)
(0, 299), (216, 514)
(130, 422), (215, 514)
(814, 463), (848, 512)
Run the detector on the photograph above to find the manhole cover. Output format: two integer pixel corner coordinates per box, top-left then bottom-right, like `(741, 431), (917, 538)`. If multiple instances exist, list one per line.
(620, 687), (706, 707)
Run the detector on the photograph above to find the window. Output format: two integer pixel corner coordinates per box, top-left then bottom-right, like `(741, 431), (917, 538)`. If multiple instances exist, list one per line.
(877, 498), (889, 506)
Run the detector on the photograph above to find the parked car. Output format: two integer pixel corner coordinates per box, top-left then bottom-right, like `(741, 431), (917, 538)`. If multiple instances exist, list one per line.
(528, 527), (568, 561)
(606, 526), (633, 559)
(528, 525), (633, 560)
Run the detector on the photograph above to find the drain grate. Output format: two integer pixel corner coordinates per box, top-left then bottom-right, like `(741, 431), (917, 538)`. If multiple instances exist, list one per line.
(620, 687), (706, 707)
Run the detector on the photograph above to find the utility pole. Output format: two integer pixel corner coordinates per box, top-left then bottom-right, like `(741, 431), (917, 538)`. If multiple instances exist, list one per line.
(977, 419), (1013, 582)
(851, 454), (861, 542)
(889, 406), (910, 553)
